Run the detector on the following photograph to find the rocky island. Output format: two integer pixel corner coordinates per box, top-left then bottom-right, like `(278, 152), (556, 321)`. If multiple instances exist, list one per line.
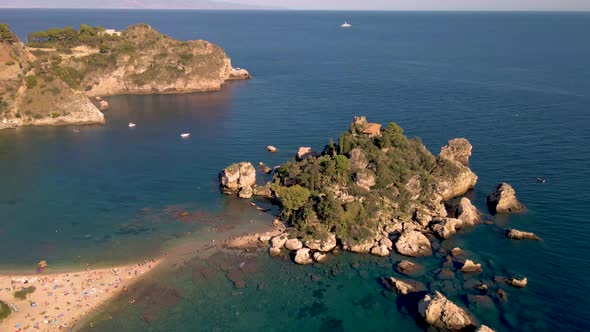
(0, 23), (250, 130)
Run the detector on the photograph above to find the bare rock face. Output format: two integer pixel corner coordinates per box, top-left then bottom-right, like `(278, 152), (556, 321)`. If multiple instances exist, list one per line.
(296, 147), (314, 161)
(294, 248), (313, 265)
(418, 291), (477, 331)
(487, 183), (525, 214)
(395, 231), (432, 257)
(271, 235), (288, 249)
(349, 148), (369, 170)
(476, 325), (496, 332)
(219, 162), (256, 198)
(253, 182), (272, 198)
(440, 138), (473, 166)
(396, 260), (422, 276)
(461, 259), (483, 273)
(382, 277), (426, 295)
(354, 169), (376, 189)
(506, 277), (528, 288)
(506, 229), (540, 240)
(432, 218), (464, 239)
(370, 244), (390, 257)
(456, 197), (481, 226)
(380, 237), (393, 250)
(285, 238), (303, 251)
(229, 67), (252, 80)
(304, 233), (337, 252)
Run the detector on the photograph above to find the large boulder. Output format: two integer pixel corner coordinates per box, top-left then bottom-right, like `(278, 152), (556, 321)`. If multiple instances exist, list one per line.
(396, 260), (422, 276)
(354, 169), (376, 189)
(271, 235), (288, 249)
(285, 238), (303, 251)
(294, 248), (313, 265)
(506, 229), (540, 240)
(506, 277), (528, 288)
(296, 147), (314, 161)
(99, 99), (109, 110)
(487, 183), (525, 214)
(418, 291), (477, 331)
(370, 244), (390, 257)
(382, 277), (426, 295)
(395, 231), (432, 257)
(461, 259), (483, 273)
(476, 325), (496, 332)
(313, 251), (328, 263)
(304, 233), (337, 252)
(431, 218), (464, 239)
(219, 162), (256, 198)
(456, 197), (481, 226)
(439, 138), (473, 166)
(345, 239), (375, 254)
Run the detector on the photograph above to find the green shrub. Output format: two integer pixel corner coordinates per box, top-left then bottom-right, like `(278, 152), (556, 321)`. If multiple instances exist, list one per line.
(4, 60), (15, 65)
(25, 75), (38, 88)
(14, 286), (36, 300)
(0, 300), (10, 321)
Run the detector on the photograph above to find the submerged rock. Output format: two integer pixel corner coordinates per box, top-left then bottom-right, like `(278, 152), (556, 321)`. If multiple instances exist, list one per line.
(418, 291), (477, 331)
(456, 197), (481, 226)
(461, 259), (483, 273)
(382, 277), (426, 295)
(451, 247), (464, 257)
(395, 231), (432, 257)
(396, 260), (422, 276)
(506, 229), (540, 240)
(487, 182), (525, 214)
(294, 248), (313, 265)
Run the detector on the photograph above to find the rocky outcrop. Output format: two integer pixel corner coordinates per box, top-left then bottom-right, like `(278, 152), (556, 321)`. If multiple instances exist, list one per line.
(271, 235), (288, 249)
(396, 260), (422, 276)
(431, 218), (464, 239)
(98, 100), (109, 110)
(436, 139), (478, 201)
(267, 145), (277, 153)
(456, 197), (481, 226)
(294, 248), (313, 265)
(354, 169), (376, 189)
(395, 231), (432, 257)
(506, 277), (528, 288)
(304, 233), (337, 252)
(382, 277), (426, 295)
(296, 147), (314, 161)
(285, 238), (303, 251)
(219, 162), (256, 198)
(418, 291), (477, 331)
(313, 251), (328, 263)
(506, 229), (540, 240)
(461, 259), (483, 273)
(345, 239), (375, 254)
(349, 148), (369, 170)
(476, 325), (496, 332)
(487, 183), (525, 214)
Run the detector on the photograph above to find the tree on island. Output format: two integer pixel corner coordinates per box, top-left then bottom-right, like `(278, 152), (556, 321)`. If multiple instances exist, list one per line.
(0, 23), (17, 43)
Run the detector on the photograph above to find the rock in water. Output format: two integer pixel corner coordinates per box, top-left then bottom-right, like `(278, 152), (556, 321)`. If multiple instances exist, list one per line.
(294, 248), (313, 265)
(418, 291), (477, 331)
(506, 277), (528, 288)
(99, 100), (109, 110)
(285, 238), (303, 251)
(270, 235), (287, 249)
(219, 162), (256, 198)
(269, 247), (281, 257)
(370, 244), (390, 257)
(506, 229), (540, 240)
(395, 231), (432, 257)
(456, 197), (481, 226)
(476, 325), (496, 332)
(296, 147), (314, 161)
(487, 182), (525, 214)
(267, 145), (277, 153)
(313, 251), (328, 263)
(431, 218), (464, 239)
(396, 260), (422, 276)
(435, 138), (478, 200)
(382, 277), (426, 295)
(344, 239), (375, 254)
(461, 259), (483, 273)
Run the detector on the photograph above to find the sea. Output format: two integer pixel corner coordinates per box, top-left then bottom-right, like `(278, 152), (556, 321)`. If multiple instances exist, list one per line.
(0, 9), (589, 332)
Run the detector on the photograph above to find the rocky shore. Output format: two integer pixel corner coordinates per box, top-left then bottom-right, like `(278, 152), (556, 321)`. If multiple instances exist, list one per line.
(219, 116), (536, 331)
(0, 24), (250, 130)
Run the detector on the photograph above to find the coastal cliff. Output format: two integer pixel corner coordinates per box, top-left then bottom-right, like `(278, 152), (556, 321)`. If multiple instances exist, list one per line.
(0, 23), (250, 130)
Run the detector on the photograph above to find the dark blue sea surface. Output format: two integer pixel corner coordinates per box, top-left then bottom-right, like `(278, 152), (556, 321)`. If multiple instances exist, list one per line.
(1, 9), (589, 331)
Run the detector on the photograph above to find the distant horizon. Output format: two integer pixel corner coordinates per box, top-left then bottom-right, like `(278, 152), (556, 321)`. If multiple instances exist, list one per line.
(1, 7), (590, 12)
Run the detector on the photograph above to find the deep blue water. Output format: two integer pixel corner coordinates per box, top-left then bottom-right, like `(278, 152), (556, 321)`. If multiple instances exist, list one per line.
(1, 9), (590, 331)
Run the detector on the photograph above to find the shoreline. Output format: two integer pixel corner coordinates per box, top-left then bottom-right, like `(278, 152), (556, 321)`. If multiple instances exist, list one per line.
(0, 258), (162, 331)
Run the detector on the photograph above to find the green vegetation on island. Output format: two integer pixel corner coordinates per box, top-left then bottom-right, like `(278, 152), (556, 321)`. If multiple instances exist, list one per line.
(13, 286), (36, 300)
(0, 300), (10, 321)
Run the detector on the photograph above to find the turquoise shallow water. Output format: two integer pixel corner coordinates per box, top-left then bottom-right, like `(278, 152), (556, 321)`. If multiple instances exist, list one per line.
(1, 9), (590, 331)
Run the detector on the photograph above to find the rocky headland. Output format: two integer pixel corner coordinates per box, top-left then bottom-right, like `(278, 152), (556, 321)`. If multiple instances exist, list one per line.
(0, 23), (250, 130)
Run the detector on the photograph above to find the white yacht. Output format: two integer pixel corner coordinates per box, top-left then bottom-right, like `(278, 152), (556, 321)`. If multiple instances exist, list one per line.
(128, 122), (136, 128)
(341, 21), (352, 28)
(180, 133), (191, 138)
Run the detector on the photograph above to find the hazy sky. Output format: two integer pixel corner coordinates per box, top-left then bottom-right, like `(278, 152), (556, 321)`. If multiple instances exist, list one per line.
(2, 0), (590, 11)
(230, 0), (590, 11)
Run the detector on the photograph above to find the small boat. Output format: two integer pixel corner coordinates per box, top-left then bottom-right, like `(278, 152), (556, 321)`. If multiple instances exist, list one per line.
(341, 21), (352, 28)
(72, 129), (80, 133)
(128, 122), (136, 128)
(180, 133), (191, 138)
(536, 177), (546, 183)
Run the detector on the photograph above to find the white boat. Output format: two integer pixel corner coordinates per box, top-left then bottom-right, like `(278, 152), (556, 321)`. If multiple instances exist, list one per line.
(341, 21), (352, 28)
(128, 122), (136, 128)
(180, 133), (190, 138)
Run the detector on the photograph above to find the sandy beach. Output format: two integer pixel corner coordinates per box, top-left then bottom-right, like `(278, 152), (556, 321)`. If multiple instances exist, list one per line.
(0, 258), (161, 332)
